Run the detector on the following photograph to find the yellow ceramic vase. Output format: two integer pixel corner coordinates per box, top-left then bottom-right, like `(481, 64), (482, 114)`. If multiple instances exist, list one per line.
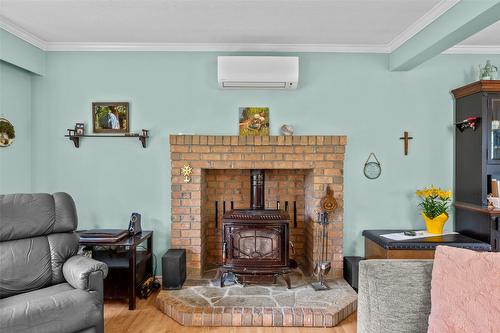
(421, 212), (448, 234)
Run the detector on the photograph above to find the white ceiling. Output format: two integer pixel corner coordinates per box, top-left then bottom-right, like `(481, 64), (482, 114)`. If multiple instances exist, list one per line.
(461, 20), (500, 45)
(0, 0), (498, 52)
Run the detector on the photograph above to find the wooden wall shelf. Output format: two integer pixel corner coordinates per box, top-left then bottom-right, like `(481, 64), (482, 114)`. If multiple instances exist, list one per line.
(65, 130), (149, 148)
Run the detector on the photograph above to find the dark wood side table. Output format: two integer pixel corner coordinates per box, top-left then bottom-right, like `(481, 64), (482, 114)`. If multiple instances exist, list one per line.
(363, 229), (491, 259)
(78, 230), (153, 310)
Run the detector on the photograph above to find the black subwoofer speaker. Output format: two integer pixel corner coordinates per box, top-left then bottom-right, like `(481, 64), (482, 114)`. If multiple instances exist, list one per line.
(344, 256), (363, 292)
(162, 249), (186, 290)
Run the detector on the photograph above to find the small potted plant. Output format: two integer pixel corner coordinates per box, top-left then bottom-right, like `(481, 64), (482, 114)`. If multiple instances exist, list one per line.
(479, 60), (498, 80)
(416, 186), (452, 234)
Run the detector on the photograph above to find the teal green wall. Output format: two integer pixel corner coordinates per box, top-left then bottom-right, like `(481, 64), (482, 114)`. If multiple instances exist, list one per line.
(0, 28), (43, 193)
(0, 29), (45, 75)
(0, 61), (32, 193)
(29, 51), (500, 266)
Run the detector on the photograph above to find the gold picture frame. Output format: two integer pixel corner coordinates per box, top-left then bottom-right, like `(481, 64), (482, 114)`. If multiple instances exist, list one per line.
(92, 102), (129, 133)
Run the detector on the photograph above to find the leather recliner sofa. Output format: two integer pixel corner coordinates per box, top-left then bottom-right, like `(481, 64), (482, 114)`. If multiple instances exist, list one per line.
(0, 193), (108, 333)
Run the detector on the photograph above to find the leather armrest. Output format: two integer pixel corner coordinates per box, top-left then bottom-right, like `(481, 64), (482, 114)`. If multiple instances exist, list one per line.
(63, 255), (108, 290)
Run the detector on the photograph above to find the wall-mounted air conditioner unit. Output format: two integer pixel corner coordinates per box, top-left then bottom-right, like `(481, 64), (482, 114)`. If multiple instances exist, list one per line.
(217, 56), (299, 89)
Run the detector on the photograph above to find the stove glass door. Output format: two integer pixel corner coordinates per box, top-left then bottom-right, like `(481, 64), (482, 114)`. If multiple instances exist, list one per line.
(224, 224), (287, 267)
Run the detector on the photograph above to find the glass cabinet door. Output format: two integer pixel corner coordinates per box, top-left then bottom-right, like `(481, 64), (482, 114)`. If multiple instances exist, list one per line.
(490, 98), (500, 161)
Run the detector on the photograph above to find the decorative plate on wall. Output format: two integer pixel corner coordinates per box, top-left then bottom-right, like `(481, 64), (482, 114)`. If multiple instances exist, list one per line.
(0, 117), (15, 147)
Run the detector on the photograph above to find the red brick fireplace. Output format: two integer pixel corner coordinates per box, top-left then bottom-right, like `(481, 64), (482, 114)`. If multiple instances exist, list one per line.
(170, 135), (346, 278)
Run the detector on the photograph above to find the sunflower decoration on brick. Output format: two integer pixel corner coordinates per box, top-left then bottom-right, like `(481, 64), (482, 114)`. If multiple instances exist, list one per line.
(0, 118), (15, 147)
(181, 164), (193, 183)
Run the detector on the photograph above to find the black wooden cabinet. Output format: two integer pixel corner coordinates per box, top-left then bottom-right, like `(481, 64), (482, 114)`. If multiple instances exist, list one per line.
(453, 81), (500, 251)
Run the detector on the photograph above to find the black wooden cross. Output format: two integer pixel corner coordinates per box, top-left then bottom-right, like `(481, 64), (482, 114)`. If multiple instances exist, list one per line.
(399, 131), (413, 155)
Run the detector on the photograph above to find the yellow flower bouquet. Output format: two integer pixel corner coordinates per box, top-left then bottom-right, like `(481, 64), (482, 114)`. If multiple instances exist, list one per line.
(416, 186), (452, 234)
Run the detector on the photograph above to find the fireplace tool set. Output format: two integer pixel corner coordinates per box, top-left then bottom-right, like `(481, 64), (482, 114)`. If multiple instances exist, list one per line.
(311, 212), (332, 291)
(311, 186), (338, 291)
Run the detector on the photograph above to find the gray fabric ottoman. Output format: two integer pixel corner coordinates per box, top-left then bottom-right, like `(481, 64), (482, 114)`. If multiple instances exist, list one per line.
(357, 259), (434, 333)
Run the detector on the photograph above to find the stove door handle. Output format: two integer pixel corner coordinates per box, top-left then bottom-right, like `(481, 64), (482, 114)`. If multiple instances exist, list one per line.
(222, 242), (227, 263)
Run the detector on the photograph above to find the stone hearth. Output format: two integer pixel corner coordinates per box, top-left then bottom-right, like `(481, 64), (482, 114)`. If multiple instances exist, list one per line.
(170, 135), (346, 278)
(156, 270), (357, 327)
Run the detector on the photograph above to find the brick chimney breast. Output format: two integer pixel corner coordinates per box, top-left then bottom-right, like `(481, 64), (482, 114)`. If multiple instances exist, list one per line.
(170, 135), (346, 278)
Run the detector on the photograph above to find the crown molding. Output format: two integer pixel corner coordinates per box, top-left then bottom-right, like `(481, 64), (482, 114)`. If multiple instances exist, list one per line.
(387, 0), (460, 52)
(44, 42), (390, 53)
(444, 45), (500, 54)
(0, 15), (47, 50)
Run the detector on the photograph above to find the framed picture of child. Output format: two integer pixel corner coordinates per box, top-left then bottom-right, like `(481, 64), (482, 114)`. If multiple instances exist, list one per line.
(92, 102), (129, 133)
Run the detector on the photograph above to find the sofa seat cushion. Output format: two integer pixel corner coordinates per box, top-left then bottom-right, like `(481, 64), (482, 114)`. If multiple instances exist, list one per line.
(0, 283), (101, 333)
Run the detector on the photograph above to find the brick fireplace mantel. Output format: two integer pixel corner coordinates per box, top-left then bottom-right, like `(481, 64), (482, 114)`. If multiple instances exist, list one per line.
(169, 135), (346, 278)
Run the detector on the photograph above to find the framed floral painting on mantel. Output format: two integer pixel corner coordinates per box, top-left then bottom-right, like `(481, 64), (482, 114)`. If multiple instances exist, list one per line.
(92, 102), (129, 133)
(239, 107), (269, 136)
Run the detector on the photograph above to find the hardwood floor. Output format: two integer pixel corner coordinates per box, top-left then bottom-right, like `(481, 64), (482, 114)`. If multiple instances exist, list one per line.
(104, 292), (357, 333)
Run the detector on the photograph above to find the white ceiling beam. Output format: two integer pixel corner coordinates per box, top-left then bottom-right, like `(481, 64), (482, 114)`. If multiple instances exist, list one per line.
(390, 0), (500, 71)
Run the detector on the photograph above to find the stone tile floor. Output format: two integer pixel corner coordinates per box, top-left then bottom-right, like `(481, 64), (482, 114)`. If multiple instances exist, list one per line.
(156, 269), (357, 327)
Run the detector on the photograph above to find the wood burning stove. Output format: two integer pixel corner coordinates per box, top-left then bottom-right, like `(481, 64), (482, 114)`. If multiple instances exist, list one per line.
(219, 169), (293, 288)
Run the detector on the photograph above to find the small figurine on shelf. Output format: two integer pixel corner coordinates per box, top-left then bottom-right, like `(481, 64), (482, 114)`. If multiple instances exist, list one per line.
(479, 60), (498, 80)
(75, 123), (85, 136)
